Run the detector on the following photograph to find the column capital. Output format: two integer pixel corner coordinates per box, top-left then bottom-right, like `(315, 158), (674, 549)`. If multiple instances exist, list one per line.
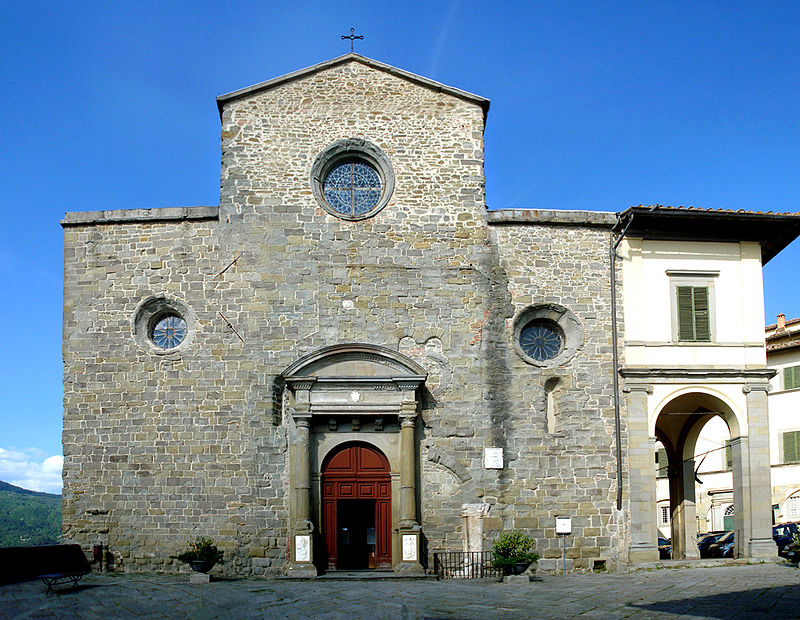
(623, 382), (653, 394)
(743, 382), (772, 394)
(292, 413), (312, 427)
(399, 414), (416, 428)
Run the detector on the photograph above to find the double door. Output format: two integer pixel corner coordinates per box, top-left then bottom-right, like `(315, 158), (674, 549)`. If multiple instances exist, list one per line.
(321, 443), (392, 570)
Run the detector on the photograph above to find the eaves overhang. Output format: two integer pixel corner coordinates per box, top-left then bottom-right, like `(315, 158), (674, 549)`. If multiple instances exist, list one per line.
(619, 205), (800, 265)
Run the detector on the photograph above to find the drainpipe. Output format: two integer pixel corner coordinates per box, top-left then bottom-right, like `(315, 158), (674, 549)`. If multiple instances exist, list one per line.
(610, 209), (633, 510)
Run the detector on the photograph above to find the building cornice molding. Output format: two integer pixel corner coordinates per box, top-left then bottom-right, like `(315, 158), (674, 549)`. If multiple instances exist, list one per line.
(620, 367), (777, 381)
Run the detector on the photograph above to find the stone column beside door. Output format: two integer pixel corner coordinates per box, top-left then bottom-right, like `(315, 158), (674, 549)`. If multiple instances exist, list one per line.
(395, 385), (425, 575)
(285, 381), (318, 577)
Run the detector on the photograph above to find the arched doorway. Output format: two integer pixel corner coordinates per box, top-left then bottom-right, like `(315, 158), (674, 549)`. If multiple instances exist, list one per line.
(322, 442), (392, 570)
(653, 392), (741, 559)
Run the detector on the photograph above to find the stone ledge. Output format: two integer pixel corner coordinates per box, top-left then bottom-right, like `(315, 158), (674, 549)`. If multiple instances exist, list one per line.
(61, 206), (219, 227)
(487, 209), (616, 228)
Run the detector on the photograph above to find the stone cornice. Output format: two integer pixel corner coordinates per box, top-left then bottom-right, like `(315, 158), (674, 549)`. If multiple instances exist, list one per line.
(620, 367), (776, 381)
(61, 206), (219, 227)
(487, 209), (616, 228)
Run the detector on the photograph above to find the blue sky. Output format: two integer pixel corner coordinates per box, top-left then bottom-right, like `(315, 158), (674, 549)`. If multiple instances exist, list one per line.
(1, 1), (798, 493)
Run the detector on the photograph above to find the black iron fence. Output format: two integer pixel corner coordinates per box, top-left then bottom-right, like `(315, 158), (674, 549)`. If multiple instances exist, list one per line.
(432, 551), (503, 579)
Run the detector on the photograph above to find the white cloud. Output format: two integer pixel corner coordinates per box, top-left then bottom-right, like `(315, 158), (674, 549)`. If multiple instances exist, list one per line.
(0, 447), (63, 494)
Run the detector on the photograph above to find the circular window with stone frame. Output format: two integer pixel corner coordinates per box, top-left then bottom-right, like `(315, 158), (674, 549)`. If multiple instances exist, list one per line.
(512, 303), (583, 368)
(310, 138), (395, 221)
(132, 295), (195, 354)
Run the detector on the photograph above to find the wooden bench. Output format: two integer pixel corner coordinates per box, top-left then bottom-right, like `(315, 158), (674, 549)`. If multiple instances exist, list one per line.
(0, 544), (92, 592)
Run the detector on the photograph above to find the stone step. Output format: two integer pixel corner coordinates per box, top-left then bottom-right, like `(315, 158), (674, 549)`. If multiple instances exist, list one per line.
(281, 570), (437, 581)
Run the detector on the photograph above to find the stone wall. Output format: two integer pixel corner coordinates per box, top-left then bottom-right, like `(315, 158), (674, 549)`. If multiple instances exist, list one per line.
(62, 58), (628, 575)
(487, 213), (626, 569)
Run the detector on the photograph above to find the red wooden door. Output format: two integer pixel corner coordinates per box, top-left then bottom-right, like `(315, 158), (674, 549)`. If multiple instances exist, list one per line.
(322, 443), (392, 570)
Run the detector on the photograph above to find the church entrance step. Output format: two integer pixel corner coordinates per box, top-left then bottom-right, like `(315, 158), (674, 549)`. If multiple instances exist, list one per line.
(316, 570), (436, 581)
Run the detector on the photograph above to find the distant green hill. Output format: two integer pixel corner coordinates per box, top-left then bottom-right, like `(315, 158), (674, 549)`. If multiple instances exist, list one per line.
(0, 480), (62, 546)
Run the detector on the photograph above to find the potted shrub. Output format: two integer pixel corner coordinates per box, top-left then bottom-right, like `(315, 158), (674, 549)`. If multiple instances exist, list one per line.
(491, 530), (539, 576)
(173, 537), (224, 573)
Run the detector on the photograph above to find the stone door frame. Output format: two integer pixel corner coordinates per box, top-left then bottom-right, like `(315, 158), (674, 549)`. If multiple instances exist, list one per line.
(281, 343), (427, 577)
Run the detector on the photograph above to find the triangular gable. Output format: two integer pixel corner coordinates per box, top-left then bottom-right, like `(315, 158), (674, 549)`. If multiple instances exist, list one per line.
(216, 53), (490, 120)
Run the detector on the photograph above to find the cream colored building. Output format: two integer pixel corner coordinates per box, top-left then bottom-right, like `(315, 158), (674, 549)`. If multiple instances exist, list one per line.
(618, 207), (800, 561)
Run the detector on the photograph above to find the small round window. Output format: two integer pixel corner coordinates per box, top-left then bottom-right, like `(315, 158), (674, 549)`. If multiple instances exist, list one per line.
(323, 159), (383, 217)
(512, 303), (583, 368)
(311, 138), (395, 221)
(519, 320), (563, 361)
(151, 314), (187, 349)
(132, 295), (194, 354)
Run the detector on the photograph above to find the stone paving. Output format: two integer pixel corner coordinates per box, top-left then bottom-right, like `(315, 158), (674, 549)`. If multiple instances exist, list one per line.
(1, 563), (799, 619)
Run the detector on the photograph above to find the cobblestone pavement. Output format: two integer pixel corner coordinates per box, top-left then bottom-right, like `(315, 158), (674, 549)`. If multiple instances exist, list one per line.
(1, 563), (799, 619)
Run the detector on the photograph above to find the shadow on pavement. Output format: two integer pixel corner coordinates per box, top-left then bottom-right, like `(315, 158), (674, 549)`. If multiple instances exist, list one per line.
(50, 583), (105, 596)
(630, 585), (797, 618)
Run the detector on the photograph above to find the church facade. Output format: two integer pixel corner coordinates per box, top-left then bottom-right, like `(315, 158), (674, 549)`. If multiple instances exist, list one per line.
(61, 54), (800, 575)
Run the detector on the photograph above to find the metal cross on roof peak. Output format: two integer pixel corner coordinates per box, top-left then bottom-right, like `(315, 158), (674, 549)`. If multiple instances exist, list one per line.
(342, 28), (364, 53)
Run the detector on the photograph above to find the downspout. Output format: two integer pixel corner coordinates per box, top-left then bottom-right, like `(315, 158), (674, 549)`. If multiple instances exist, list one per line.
(610, 209), (633, 510)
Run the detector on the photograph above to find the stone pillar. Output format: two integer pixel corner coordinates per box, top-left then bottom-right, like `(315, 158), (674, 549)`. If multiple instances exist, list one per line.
(624, 383), (659, 563)
(670, 457), (699, 559)
(395, 386), (424, 575)
(285, 382), (317, 577)
(732, 383), (776, 559)
(461, 503), (491, 553)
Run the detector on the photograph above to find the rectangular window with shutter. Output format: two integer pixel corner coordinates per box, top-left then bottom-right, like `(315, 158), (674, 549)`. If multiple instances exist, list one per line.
(783, 366), (800, 390)
(668, 271), (717, 343)
(677, 286), (711, 341)
(783, 430), (800, 464)
(724, 440), (732, 470)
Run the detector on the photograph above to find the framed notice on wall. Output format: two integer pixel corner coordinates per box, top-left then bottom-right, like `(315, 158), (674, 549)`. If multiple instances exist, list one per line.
(402, 535), (417, 561)
(295, 535), (311, 562)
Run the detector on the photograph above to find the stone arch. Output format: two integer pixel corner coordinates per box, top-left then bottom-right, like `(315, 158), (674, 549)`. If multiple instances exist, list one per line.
(651, 388), (743, 439)
(653, 390), (742, 560)
(426, 446), (472, 484)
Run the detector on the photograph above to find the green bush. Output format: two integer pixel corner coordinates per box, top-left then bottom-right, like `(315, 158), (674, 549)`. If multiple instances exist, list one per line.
(491, 530), (539, 568)
(173, 537), (224, 565)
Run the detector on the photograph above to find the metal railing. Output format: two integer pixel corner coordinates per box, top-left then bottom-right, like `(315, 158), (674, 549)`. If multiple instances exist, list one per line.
(432, 551), (503, 579)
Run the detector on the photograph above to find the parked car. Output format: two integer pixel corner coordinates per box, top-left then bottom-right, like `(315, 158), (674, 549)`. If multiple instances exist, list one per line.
(698, 531), (729, 558)
(707, 531), (734, 558)
(772, 522), (800, 559)
(658, 537), (671, 559)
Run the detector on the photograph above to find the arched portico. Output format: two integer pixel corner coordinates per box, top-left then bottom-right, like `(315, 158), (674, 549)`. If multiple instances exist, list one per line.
(622, 369), (776, 564)
(281, 343), (427, 577)
(654, 393), (738, 559)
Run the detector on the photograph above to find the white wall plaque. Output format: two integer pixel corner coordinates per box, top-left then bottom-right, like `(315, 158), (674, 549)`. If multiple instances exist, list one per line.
(556, 517), (572, 535)
(295, 535), (310, 562)
(484, 447), (503, 469)
(402, 534), (417, 561)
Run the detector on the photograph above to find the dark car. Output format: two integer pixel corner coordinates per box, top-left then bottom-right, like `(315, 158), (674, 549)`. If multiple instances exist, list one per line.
(698, 531), (728, 558)
(707, 531), (734, 558)
(658, 537), (671, 559)
(773, 522), (800, 559)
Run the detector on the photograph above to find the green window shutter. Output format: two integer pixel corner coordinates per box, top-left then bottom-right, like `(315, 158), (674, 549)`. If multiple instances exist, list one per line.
(693, 287), (710, 341)
(724, 440), (732, 470)
(783, 431), (800, 464)
(677, 286), (695, 340)
(784, 366), (800, 390)
(677, 286), (710, 341)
